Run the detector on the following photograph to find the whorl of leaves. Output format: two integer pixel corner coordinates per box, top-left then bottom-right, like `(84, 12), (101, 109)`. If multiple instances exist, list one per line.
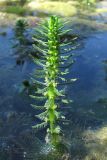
(31, 16), (77, 144)
(14, 19), (28, 43)
(13, 19), (33, 61)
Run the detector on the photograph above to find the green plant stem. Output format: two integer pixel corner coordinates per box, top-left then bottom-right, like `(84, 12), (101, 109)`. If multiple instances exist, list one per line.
(32, 15), (76, 146)
(46, 16), (59, 136)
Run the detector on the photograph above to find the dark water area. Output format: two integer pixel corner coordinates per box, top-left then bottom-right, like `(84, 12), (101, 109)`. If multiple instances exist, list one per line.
(71, 32), (107, 120)
(1, 20), (107, 159)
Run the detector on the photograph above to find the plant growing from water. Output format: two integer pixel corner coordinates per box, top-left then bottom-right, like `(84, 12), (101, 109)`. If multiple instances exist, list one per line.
(31, 16), (76, 146)
(13, 19), (34, 64)
(13, 19), (28, 64)
(14, 19), (28, 44)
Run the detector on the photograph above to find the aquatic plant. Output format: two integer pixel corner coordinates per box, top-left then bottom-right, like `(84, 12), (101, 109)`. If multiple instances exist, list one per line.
(31, 16), (76, 146)
(13, 19), (28, 63)
(13, 19), (32, 63)
(14, 19), (28, 44)
(0, 32), (7, 36)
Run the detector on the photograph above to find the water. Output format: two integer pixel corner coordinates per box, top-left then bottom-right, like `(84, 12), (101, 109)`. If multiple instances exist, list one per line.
(71, 32), (107, 118)
(1, 3), (107, 159)
(0, 27), (40, 160)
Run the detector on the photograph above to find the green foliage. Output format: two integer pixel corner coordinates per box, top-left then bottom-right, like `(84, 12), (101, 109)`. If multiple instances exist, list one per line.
(4, 6), (27, 15)
(31, 16), (76, 145)
(13, 19), (31, 61)
(14, 19), (28, 43)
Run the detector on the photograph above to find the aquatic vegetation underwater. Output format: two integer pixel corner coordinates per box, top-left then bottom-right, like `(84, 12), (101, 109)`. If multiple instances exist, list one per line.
(30, 15), (76, 147)
(14, 19), (28, 44)
(13, 19), (28, 64)
(13, 19), (33, 64)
